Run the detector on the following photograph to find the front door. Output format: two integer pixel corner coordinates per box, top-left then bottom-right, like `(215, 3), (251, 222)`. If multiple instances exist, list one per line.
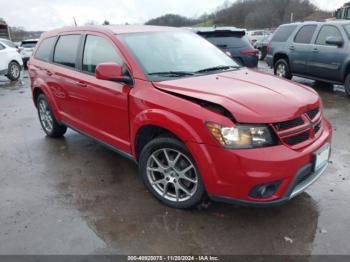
(308, 25), (345, 82)
(72, 34), (131, 153)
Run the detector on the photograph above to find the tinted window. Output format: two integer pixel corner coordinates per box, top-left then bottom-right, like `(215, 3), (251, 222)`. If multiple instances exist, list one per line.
(0, 43), (4, 50)
(83, 35), (122, 73)
(21, 41), (38, 48)
(199, 32), (252, 48)
(294, 25), (317, 44)
(34, 37), (56, 61)
(316, 25), (342, 45)
(54, 35), (80, 68)
(272, 25), (298, 42)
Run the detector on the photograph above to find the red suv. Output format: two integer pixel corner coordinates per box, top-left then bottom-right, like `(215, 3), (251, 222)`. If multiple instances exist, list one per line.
(28, 26), (332, 209)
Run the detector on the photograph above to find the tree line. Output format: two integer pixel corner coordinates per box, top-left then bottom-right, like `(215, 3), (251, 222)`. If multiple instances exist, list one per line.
(145, 0), (332, 29)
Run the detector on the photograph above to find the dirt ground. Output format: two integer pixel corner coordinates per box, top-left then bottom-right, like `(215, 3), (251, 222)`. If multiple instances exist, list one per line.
(0, 62), (349, 255)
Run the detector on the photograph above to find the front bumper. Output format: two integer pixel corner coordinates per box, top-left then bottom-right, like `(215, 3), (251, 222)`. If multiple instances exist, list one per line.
(186, 118), (332, 206)
(209, 161), (328, 207)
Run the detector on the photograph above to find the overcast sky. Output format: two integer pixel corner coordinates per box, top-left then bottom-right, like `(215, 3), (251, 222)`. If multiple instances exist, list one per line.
(0, 0), (348, 31)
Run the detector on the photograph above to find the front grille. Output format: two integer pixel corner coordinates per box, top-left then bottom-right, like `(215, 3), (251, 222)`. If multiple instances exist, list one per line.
(273, 117), (304, 131)
(314, 122), (321, 134)
(283, 131), (310, 146)
(306, 108), (319, 120)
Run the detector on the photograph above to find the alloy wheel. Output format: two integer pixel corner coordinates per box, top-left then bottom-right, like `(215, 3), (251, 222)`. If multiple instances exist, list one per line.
(38, 99), (54, 133)
(146, 148), (198, 202)
(276, 63), (286, 77)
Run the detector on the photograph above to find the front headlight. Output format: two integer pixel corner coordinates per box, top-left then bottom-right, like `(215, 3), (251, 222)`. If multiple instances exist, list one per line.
(206, 122), (276, 149)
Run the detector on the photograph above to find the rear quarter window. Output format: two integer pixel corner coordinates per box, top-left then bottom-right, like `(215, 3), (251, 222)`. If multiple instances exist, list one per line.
(271, 25), (298, 42)
(34, 37), (57, 62)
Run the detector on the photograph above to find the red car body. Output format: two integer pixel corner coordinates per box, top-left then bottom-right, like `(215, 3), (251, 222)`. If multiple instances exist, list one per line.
(28, 25), (332, 207)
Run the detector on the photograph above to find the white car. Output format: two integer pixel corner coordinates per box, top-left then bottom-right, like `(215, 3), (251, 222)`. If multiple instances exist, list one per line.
(0, 38), (23, 81)
(20, 39), (38, 67)
(247, 30), (271, 44)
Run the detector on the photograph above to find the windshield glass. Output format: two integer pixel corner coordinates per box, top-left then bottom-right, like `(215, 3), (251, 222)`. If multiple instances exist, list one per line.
(0, 39), (16, 48)
(117, 31), (239, 81)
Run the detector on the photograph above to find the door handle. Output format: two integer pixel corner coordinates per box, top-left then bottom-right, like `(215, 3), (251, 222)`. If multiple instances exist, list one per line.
(76, 81), (87, 87)
(45, 70), (53, 76)
(289, 45), (295, 51)
(312, 48), (319, 53)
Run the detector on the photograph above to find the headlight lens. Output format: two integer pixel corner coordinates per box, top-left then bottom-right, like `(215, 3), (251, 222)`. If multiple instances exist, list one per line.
(206, 122), (276, 148)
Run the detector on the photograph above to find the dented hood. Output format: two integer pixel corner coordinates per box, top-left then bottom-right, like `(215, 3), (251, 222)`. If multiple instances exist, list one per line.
(152, 68), (320, 123)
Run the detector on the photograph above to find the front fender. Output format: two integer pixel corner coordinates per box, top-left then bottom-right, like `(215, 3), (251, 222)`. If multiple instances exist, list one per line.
(131, 109), (204, 156)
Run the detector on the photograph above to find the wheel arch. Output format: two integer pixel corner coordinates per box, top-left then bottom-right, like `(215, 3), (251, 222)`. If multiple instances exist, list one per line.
(131, 109), (203, 160)
(273, 52), (290, 67)
(32, 83), (62, 122)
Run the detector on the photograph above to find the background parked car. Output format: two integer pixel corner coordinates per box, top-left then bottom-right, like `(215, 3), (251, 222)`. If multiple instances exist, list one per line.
(248, 30), (271, 44)
(266, 20), (350, 97)
(254, 34), (272, 60)
(192, 27), (259, 68)
(20, 39), (38, 67)
(0, 38), (23, 81)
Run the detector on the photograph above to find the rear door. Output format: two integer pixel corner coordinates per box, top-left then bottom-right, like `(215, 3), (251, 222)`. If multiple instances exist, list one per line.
(289, 25), (317, 75)
(308, 25), (345, 81)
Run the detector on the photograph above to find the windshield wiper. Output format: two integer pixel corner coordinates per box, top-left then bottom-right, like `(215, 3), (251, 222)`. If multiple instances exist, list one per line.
(195, 65), (240, 73)
(148, 71), (195, 77)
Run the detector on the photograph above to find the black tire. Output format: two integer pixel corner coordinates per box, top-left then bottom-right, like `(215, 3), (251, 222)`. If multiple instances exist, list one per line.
(7, 61), (21, 81)
(139, 137), (205, 209)
(344, 74), (350, 97)
(274, 58), (292, 80)
(36, 94), (67, 137)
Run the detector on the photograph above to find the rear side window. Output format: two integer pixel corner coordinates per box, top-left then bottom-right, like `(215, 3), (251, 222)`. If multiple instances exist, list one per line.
(294, 25), (317, 44)
(82, 35), (122, 73)
(199, 31), (252, 49)
(342, 24), (350, 40)
(34, 37), (56, 62)
(53, 35), (80, 68)
(316, 25), (342, 45)
(0, 43), (4, 50)
(272, 25), (298, 42)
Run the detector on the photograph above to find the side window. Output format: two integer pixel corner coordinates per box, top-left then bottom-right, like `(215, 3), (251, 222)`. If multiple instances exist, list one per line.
(316, 25), (342, 45)
(272, 25), (298, 42)
(0, 43), (4, 50)
(53, 35), (80, 68)
(34, 37), (56, 62)
(82, 35), (122, 74)
(294, 25), (317, 44)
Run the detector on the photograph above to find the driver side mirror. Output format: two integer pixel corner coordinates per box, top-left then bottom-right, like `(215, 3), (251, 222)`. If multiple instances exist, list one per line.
(95, 63), (133, 85)
(325, 36), (343, 47)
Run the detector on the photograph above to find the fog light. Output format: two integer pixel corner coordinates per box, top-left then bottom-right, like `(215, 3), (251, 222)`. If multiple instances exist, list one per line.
(249, 181), (281, 199)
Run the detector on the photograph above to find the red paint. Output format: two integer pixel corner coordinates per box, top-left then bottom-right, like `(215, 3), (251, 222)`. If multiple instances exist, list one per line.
(28, 26), (332, 204)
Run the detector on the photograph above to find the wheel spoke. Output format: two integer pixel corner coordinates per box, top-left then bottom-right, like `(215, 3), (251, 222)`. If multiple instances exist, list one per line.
(178, 183), (191, 196)
(174, 184), (180, 202)
(151, 155), (165, 169)
(147, 166), (164, 173)
(162, 182), (169, 196)
(163, 149), (171, 167)
(151, 178), (166, 186)
(179, 174), (197, 183)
